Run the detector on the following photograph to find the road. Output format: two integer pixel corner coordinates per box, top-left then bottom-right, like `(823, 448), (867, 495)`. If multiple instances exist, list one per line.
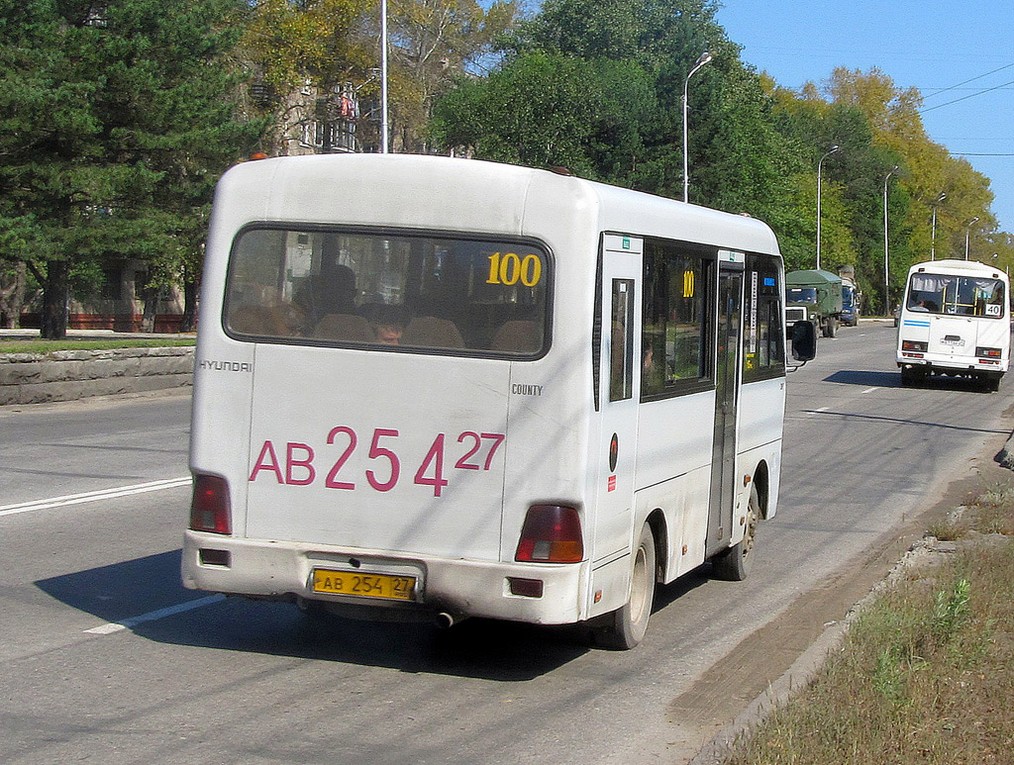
(1, 321), (1012, 765)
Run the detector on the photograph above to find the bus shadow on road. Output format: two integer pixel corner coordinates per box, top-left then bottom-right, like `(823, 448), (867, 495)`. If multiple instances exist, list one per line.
(824, 369), (995, 393)
(35, 549), (590, 680)
(823, 370), (902, 387)
(36, 549), (713, 680)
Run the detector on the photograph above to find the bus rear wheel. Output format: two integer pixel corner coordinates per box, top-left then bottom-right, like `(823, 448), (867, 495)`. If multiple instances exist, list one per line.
(712, 484), (760, 582)
(597, 523), (656, 650)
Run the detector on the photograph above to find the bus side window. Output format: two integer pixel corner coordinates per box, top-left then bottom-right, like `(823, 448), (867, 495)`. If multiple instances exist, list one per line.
(610, 279), (635, 402)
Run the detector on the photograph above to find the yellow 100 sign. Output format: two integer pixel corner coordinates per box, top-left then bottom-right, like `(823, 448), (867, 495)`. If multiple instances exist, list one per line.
(486, 252), (543, 287)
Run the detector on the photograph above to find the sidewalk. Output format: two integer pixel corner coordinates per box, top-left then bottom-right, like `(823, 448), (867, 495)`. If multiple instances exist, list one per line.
(0, 328), (193, 341)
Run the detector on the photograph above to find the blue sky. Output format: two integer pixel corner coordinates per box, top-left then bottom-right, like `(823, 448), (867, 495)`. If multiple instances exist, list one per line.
(715, 0), (1014, 235)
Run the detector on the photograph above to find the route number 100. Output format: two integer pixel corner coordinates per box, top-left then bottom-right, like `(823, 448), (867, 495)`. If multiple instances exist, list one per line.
(486, 252), (542, 287)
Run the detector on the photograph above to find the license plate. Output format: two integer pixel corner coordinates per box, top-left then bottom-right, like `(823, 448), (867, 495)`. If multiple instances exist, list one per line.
(311, 569), (416, 601)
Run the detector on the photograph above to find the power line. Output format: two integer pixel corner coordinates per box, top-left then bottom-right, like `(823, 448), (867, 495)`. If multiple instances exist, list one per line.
(920, 77), (1014, 113)
(921, 62), (1014, 101)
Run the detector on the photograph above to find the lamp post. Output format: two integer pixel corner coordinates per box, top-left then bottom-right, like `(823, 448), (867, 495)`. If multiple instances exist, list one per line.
(380, 0), (389, 153)
(930, 191), (946, 260)
(964, 216), (979, 260)
(883, 165), (898, 316)
(815, 145), (840, 270)
(682, 51), (713, 203)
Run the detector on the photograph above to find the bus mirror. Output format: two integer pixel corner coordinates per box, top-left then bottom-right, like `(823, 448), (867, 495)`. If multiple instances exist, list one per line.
(790, 320), (817, 362)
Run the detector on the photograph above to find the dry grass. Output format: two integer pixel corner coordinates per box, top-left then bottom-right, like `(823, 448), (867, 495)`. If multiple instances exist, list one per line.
(725, 483), (1014, 765)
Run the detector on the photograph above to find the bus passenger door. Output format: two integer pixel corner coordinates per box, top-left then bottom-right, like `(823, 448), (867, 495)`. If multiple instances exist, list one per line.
(707, 256), (744, 556)
(594, 235), (643, 562)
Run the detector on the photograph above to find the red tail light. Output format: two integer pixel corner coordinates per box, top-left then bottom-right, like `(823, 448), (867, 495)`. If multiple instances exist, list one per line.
(976, 346), (1002, 359)
(189, 475), (231, 534)
(515, 505), (583, 563)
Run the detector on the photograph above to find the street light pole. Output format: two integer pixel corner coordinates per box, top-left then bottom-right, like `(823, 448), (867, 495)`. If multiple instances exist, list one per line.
(964, 216), (979, 260)
(883, 165), (898, 316)
(682, 51), (713, 203)
(380, 0), (389, 153)
(816, 145), (840, 270)
(930, 191), (946, 260)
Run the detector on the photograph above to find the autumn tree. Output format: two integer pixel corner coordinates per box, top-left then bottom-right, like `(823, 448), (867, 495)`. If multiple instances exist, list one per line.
(387, 0), (522, 152)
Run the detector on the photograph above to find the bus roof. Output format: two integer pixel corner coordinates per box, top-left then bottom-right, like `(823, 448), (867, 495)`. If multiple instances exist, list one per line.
(907, 258), (1007, 280)
(215, 154), (781, 257)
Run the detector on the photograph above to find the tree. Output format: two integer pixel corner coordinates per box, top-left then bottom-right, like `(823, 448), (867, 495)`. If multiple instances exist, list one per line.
(431, 51), (655, 178)
(0, 0), (263, 337)
(387, 0), (522, 152)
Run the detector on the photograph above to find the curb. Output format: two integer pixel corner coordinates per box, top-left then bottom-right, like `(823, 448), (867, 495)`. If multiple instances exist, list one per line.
(0, 346), (194, 406)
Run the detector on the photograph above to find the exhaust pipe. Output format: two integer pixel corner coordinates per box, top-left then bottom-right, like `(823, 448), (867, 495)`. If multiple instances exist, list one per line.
(435, 612), (459, 629)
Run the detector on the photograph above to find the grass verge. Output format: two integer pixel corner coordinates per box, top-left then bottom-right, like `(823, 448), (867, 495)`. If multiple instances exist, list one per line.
(725, 483), (1014, 765)
(0, 338), (195, 354)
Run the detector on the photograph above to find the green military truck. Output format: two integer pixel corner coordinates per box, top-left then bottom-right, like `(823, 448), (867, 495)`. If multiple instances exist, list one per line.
(785, 269), (844, 338)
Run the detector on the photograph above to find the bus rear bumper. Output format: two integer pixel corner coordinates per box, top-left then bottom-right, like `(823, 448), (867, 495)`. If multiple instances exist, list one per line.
(896, 353), (1008, 376)
(182, 531), (588, 626)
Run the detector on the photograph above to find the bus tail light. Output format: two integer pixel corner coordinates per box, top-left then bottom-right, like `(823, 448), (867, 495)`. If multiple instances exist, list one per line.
(515, 505), (583, 563)
(190, 474), (232, 534)
(902, 340), (928, 352)
(976, 346), (1002, 359)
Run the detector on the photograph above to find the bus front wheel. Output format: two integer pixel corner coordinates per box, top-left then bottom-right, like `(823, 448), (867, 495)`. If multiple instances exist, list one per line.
(597, 523), (656, 650)
(712, 484), (760, 582)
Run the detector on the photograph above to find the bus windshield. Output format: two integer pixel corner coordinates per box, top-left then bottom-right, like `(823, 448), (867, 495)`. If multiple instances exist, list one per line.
(224, 226), (550, 355)
(906, 272), (1005, 318)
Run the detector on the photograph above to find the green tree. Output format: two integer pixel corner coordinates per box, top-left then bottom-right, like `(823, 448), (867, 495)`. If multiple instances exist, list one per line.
(432, 51), (654, 178)
(435, 0), (802, 232)
(0, 0), (262, 337)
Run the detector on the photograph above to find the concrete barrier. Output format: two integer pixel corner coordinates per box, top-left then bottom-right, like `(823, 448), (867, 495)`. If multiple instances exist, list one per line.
(0, 346), (194, 405)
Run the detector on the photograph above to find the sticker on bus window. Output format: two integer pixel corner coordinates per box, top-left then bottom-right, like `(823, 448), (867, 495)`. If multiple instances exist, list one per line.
(486, 252), (543, 287)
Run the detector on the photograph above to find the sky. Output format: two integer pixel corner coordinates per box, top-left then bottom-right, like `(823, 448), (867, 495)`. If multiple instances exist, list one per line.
(714, 0), (1014, 236)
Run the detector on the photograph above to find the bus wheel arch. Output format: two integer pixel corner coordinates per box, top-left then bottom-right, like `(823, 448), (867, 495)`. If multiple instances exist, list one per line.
(595, 518), (660, 650)
(711, 483), (761, 582)
(751, 462), (771, 520)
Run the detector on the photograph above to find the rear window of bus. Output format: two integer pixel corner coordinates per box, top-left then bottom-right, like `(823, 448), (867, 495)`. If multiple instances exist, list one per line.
(906, 272), (1006, 318)
(223, 226), (550, 357)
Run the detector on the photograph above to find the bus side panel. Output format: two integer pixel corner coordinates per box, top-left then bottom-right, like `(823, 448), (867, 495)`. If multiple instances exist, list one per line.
(736, 376), (786, 522)
(633, 391), (715, 579)
(634, 392), (715, 489)
(188, 196), (260, 539)
(631, 467), (712, 584)
(498, 354), (594, 562)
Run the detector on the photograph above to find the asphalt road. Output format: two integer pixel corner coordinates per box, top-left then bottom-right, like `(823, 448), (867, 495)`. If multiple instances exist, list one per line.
(1, 321), (1011, 765)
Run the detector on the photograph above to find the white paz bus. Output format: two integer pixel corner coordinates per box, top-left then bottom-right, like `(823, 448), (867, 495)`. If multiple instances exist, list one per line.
(183, 154), (814, 649)
(897, 258), (1009, 391)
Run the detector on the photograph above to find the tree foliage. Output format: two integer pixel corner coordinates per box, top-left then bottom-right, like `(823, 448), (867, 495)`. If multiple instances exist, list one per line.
(432, 1), (1008, 313)
(0, 0), (264, 336)
(3, 0), (1008, 333)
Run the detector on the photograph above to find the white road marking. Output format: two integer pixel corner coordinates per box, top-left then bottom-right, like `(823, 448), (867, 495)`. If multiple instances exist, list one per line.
(861, 387), (880, 394)
(84, 594), (226, 635)
(0, 477), (191, 518)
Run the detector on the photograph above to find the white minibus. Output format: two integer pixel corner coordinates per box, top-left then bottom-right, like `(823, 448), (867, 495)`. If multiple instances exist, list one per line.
(183, 154), (813, 648)
(897, 258), (1009, 391)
